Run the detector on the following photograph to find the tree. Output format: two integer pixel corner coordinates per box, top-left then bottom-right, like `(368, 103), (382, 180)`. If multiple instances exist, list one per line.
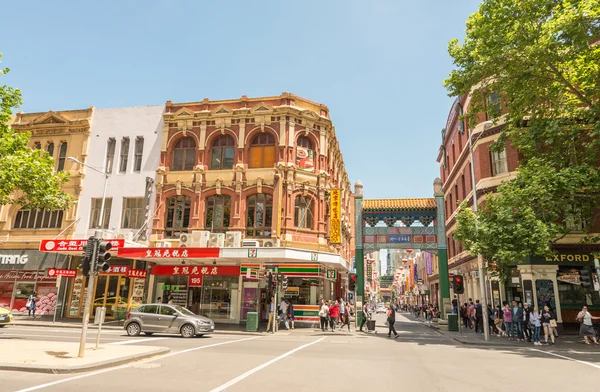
(445, 0), (600, 270)
(0, 52), (72, 210)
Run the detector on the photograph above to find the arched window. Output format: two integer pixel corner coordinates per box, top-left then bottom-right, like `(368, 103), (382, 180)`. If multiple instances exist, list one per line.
(165, 196), (191, 238)
(296, 136), (315, 171)
(46, 142), (55, 157)
(57, 142), (67, 172)
(249, 133), (275, 168)
(294, 196), (314, 229)
(34, 142), (41, 150)
(172, 137), (196, 171)
(246, 193), (273, 237)
(205, 195), (231, 232)
(210, 135), (235, 170)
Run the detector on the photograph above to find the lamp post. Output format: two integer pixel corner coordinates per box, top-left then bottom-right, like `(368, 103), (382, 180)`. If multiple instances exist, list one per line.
(68, 157), (110, 230)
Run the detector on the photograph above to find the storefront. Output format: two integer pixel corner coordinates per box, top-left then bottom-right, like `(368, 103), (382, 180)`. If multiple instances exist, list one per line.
(0, 249), (70, 315)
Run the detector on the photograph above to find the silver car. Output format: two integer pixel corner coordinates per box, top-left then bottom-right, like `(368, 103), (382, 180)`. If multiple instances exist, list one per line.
(124, 304), (214, 338)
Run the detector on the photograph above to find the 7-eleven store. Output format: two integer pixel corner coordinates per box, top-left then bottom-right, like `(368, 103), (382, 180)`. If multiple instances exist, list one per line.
(118, 246), (351, 326)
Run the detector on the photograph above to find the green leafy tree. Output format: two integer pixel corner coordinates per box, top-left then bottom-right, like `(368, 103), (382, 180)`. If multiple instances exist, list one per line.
(445, 0), (600, 270)
(0, 52), (72, 210)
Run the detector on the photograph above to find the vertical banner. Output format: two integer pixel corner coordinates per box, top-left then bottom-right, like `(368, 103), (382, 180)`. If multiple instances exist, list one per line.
(366, 261), (373, 282)
(140, 176), (154, 241)
(329, 189), (341, 244)
(426, 252), (433, 275)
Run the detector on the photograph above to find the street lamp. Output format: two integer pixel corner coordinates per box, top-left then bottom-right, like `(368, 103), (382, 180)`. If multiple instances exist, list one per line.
(68, 157), (110, 230)
(467, 121), (492, 342)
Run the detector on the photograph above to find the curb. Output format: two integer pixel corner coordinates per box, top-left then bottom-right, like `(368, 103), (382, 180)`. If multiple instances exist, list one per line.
(0, 346), (170, 374)
(451, 338), (521, 348)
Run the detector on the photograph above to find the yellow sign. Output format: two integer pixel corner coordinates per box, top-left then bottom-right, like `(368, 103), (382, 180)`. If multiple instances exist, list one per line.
(329, 189), (342, 244)
(545, 254), (590, 262)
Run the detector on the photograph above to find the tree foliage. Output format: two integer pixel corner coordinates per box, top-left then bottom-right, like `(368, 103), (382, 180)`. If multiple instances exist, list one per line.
(445, 0), (600, 268)
(0, 52), (72, 210)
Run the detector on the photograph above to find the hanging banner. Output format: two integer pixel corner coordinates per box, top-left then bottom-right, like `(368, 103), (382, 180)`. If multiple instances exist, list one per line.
(40, 239), (124, 253)
(139, 176), (154, 241)
(329, 189), (342, 244)
(118, 247), (220, 259)
(426, 252), (433, 275)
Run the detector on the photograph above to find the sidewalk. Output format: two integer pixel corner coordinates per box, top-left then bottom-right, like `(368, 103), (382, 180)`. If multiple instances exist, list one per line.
(0, 340), (169, 374)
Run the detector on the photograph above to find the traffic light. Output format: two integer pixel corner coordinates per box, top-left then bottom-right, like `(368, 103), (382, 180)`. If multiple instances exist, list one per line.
(95, 239), (112, 273)
(453, 275), (465, 294)
(280, 276), (288, 291)
(349, 273), (357, 291)
(580, 267), (593, 289)
(81, 237), (96, 276)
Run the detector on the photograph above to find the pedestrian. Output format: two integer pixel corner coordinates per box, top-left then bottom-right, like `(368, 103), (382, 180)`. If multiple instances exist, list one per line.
(287, 300), (295, 330)
(512, 300), (524, 341)
(474, 300), (483, 333)
(494, 305), (504, 336)
(359, 301), (369, 332)
(468, 301), (475, 329)
(530, 306), (542, 345)
(541, 305), (556, 345)
(339, 302), (351, 332)
(329, 300), (340, 332)
(523, 303), (532, 342)
(266, 296), (276, 333)
(387, 304), (399, 338)
(503, 302), (514, 340)
(576, 305), (600, 345)
(426, 305), (434, 325)
(319, 300), (329, 332)
(279, 298), (290, 330)
(487, 304), (495, 335)
(167, 295), (174, 305)
(26, 292), (37, 319)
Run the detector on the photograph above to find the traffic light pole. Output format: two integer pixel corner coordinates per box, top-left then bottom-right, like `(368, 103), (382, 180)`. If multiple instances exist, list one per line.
(78, 232), (100, 358)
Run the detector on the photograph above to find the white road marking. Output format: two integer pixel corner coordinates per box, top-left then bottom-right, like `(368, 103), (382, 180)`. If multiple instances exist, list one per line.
(110, 337), (168, 345)
(7, 326), (124, 334)
(0, 333), (129, 341)
(530, 348), (600, 370)
(14, 337), (261, 392)
(209, 337), (326, 392)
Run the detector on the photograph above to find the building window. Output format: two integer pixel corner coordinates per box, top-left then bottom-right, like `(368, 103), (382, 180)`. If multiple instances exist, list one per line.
(210, 135), (234, 170)
(90, 198), (113, 229)
(249, 133), (275, 168)
(172, 137), (196, 171)
(34, 142), (41, 150)
(246, 193), (273, 237)
(205, 195), (231, 232)
(491, 148), (507, 176)
(294, 196), (314, 229)
(13, 209), (63, 229)
(134, 137), (144, 172)
(458, 105), (465, 134)
(106, 138), (116, 174)
(120, 138), (130, 173)
(46, 143), (55, 157)
(487, 92), (501, 118)
(122, 197), (145, 229)
(296, 136), (315, 171)
(165, 196), (191, 238)
(56, 142), (68, 172)
(442, 148), (447, 169)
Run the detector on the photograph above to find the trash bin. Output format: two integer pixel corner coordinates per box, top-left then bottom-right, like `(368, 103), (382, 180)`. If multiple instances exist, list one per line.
(367, 320), (376, 331)
(113, 309), (127, 321)
(246, 312), (259, 332)
(447, 314), (459, 331)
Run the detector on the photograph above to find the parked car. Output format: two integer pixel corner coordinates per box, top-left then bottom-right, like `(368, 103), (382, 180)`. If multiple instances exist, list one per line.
(0, 305), (13, 327)
(376, 304), (386, 314)
(124, 304), (214, 338)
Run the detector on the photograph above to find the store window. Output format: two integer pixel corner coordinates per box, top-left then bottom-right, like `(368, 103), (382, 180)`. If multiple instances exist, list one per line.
(282, 278), (317, 305)
(197, 276), (239, 321)
(57, 142), (67, 172)
(172, 137), (196, 171)
(294, 195), (314, 229)
(249, 133), (275, 168)
(491, 148), (508, 176)
(122, 197), (145, 229)
(205, 195), (231, 232)
(165, 196), (191, 238)
(558, 268), (599, 306)
(246, 193), (272, 237)
(13, 209), (63, 229)
(89, 198), (113, 229)
(210, 135), (234, 170)
(153, 275), (189, 306)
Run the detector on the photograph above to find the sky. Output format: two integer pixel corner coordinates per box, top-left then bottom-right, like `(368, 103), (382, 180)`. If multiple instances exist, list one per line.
(0, 0), (481, 199)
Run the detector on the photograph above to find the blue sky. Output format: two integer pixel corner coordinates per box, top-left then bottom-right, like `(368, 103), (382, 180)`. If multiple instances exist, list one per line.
(0, 0), (480, 199)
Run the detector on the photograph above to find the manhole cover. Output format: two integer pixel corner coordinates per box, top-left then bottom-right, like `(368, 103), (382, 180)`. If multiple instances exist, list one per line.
(130, 363), (162, 369)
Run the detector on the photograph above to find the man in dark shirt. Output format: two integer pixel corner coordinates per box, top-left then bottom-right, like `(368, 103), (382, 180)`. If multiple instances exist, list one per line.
(474, 300), (484, 333)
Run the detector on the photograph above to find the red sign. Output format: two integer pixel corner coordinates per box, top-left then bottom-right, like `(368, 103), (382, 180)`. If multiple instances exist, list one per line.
(101, 265), (129, 275)
(40, 239), (125, 253)
(151, 265), (240, 277)
(0, 270), (57, 282)
(47, 268), (77, 278)
(189, 276), (203, 287)
(126, 269), (147, 279)
(118, 247), (220, 259)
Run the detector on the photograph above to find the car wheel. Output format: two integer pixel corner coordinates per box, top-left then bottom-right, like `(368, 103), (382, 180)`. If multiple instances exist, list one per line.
(180, 324), (195, 338)
(144, 332), (154, 336)
(126, 322), (141, 336)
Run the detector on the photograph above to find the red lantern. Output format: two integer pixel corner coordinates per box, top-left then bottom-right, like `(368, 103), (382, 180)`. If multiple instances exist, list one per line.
(406, 249), (413, 254)
(402, 259), (408, 263)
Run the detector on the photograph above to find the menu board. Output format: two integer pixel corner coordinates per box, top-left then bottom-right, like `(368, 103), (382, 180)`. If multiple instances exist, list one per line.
(69, 275), (85, 316)
(130, 278), (145, 307)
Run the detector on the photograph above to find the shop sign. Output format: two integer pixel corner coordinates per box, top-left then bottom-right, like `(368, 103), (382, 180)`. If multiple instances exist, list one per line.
(101, 266), (129, 275)
(248, 249), (257, 258)
(0, 270), (56, 282)
(189, 276), (203, 287)
(40, 239), (124, 253)
(47, 268), (77, 278)
(151, 265), (240, 276)
(126, 269), (147, 279)
(545, 253), (591, 263)
(557, 270), (581, 285)
(329, 189), (341, 244)
(326, 269), (337, 279)
(0, 254), (28, 265)
(118, 247), (220, 259)
(311, 252), (318, 261)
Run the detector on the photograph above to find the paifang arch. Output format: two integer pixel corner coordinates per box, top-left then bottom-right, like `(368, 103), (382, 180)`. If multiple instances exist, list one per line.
(353, 178), (451, 320)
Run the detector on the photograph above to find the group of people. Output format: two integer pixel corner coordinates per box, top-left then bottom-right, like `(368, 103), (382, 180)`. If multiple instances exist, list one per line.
(319, 298), (354, 332)
(410, 304), (440, 325)
(266, 296), (296, 332)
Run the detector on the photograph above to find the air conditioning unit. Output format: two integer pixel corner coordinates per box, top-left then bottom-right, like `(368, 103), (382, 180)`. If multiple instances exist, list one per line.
(192, 230), (210, 247)
(242, 239), (260, 248)
(208, 233), (225, 247)
(225, 231), (242, 248)
(116, 231), (134, 242)
(179, 233), (193, 247)
(262, 239), (280, 248)
(156, 241), (172, 248)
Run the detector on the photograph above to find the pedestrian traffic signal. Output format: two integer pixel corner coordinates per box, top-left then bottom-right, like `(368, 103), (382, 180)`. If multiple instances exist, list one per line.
(580, 267), (593, 289)
(95, 239), (112, 273)
(81, 236), (95, 277)
(349, 273), (357, 291)
(281, 276), (288, 291)
(453, 275), (465, 294)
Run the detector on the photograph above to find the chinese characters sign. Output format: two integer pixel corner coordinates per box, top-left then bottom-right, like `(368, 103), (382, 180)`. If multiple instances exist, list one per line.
(151, 265), (240, 277)
(329, 189), (341, 244)
(118, 247), (221, 259)
(126, 269), (147, 279)
(46, 268), (77, 278)
(101, 265), (129, 275)
(366, 262), (373, 282)
(40, 239), (124, 252)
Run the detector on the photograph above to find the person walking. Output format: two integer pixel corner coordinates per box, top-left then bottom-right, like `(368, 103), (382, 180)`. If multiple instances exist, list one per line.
(339, 302), (351, 332)
(512, 301), (524, 341)
(493, 305), (504, 336)
(26, 292), (37, 319)
(577, 305), (600, 345)
(319, 300), (329, 332)
(359, 301), (369, 332)
(287, 300), (295, 330)
(541, 305), (556, 345)
(523, 303), (532, 342)
(329, 300), (340, 332)
(474, 300), (484, 333)
(461, 303), (469, 328)
(266, 296), (276, 333)
(387, 304), (399, 338)
(503, 302), (514, 340)
(530, 306), (542, 345)
(279, 299), (290, 330)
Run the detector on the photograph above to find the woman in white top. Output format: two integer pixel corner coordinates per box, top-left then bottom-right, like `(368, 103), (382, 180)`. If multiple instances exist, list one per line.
(577, 305), (600, 345)
(318, 300), (329, 332)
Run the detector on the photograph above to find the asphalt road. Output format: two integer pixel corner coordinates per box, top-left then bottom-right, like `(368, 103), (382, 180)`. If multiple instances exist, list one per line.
(2, 313), (600, 392)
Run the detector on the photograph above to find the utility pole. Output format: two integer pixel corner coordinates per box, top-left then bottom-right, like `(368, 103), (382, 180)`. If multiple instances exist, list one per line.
(78, 231), (101, 358)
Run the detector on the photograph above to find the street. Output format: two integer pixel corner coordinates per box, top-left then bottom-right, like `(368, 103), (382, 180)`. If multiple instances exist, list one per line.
(2, 313), (600, 392)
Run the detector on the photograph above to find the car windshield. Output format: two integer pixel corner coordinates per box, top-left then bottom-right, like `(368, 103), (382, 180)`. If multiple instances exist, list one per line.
(173, 305), (195, 316)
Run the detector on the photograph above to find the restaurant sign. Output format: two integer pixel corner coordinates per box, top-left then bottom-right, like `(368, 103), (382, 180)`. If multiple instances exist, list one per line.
(40, 239), (124, 252)
(329, 188), (342, 244)
(151, 265), (240, 276)
(118, 247), (220, 259)
(0, 270), (57, 282)
(47, 268), (77, 278)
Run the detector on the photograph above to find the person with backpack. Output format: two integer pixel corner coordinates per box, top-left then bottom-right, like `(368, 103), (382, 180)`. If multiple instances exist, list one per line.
(387, 304), (399, 338)
(26, 292), (37, 319)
